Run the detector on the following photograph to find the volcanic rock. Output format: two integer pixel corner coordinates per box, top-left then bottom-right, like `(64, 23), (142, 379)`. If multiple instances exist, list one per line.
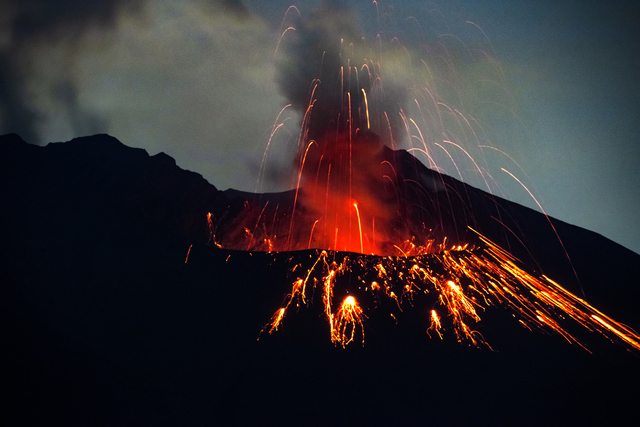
(1, 133), (639, 425)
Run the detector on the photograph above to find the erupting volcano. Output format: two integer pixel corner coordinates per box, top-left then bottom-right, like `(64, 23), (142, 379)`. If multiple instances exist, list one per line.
(2, 1), (640, 425)
(199, 22), (640, 353)
(3, 130), (640, 424)
(211, 123), (640, 352)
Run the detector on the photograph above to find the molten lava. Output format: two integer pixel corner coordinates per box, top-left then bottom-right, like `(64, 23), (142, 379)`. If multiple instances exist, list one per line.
(254, 230), (640, 351)
(332, 295), (366, 347)
(210, 10), (640, 353)
(209, 106), (640, 352)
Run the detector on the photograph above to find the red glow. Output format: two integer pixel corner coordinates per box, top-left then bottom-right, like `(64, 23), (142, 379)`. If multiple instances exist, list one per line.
(220, 15), (640, 353)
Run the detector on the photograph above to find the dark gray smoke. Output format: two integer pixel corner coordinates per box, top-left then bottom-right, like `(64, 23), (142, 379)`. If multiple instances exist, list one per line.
(0, 51), (41, 144)
(53, 80), (108, 137)
(0, 0), (248, 144)
(0, 0), (148, 143)
(276, 1), (408, 146)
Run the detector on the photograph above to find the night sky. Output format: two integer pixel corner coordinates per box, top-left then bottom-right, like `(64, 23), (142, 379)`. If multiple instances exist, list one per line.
(2, 0), (638, 255)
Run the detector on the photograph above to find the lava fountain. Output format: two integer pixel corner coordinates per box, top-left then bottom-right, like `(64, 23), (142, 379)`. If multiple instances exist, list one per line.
(202, 4), (640, 353)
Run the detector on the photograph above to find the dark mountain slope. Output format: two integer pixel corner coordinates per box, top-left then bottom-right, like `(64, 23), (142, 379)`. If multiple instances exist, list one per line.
(1, 133), (639, 425)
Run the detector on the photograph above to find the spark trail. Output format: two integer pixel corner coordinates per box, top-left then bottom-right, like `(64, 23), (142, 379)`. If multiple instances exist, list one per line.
(257, 229), (640, 351)
(218, 4), (640, 354)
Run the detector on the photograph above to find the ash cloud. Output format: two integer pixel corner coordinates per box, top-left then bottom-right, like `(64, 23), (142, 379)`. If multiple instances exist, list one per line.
(53, 80), (108, 137)
(0, 0), (148, 143)
(276, 0), (409, 146)
(0, 51), (41, 144)
(273, 1), (417, 252)
(0, 0), (248, 144)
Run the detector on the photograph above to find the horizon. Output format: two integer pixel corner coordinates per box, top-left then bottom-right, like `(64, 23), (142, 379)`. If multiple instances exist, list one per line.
(1, 0), (638, 254)
(13, 129), (639, 257)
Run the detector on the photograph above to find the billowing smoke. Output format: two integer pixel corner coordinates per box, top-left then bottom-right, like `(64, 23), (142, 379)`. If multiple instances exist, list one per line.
(0, 0), (248, 144)
(276, 1), (359, 141)
(0, 0), (146, 143)
(273, 1), (416, 253)
(276, 0), (408, 148)
(0, 1), (144, 143)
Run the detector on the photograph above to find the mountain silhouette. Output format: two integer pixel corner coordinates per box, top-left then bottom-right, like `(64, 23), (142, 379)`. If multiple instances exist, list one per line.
(2, 133), (639, 425)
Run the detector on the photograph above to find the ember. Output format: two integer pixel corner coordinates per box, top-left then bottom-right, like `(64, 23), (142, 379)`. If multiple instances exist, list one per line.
(255, 230), (640, 351)
(214, 5), (640, 353)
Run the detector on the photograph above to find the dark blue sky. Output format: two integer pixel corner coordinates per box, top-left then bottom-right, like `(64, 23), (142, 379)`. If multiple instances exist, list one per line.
(1, 0), (638, 254)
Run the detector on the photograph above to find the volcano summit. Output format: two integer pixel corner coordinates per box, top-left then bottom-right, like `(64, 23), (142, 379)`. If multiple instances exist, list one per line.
(1, 133), (640, 425)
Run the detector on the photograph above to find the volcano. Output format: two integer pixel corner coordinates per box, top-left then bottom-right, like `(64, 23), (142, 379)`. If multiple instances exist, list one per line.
(2, 133), (639, 425)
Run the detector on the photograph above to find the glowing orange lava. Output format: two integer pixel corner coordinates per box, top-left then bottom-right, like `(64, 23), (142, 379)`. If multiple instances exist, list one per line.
(427, 310), (443, 339)
(228, 7), (640, 353)
(253, 228), (640, 351)
(331, 295), (366, 347)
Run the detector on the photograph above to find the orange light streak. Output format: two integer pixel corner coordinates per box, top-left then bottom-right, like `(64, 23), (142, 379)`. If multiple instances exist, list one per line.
(259, 307), (287, 339)
(501, 167), (581, 295)
(442, 139), (493, 193)
(308, 219), (320, 249)
(428, 309), (443, 339)
(207, 212), (221, 247)
(361, 88), (370, 129)
(257, 104), (292, 192)
(353, 201), (364, 254)
(332, 295), (366, 347)
(228, 16), (640, 355)
(255, 229), (640, 353)
(274, 27), (296, 55)
(288, 140), (316, 250)
(268, 308), (286, 334)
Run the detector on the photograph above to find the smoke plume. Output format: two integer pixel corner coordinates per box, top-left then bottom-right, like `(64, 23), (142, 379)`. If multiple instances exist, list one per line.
(0, 0), (248, 144)
(273, 1), (418, 253)
(276, 0), (409, 147)
(0, 0), (147, 143)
